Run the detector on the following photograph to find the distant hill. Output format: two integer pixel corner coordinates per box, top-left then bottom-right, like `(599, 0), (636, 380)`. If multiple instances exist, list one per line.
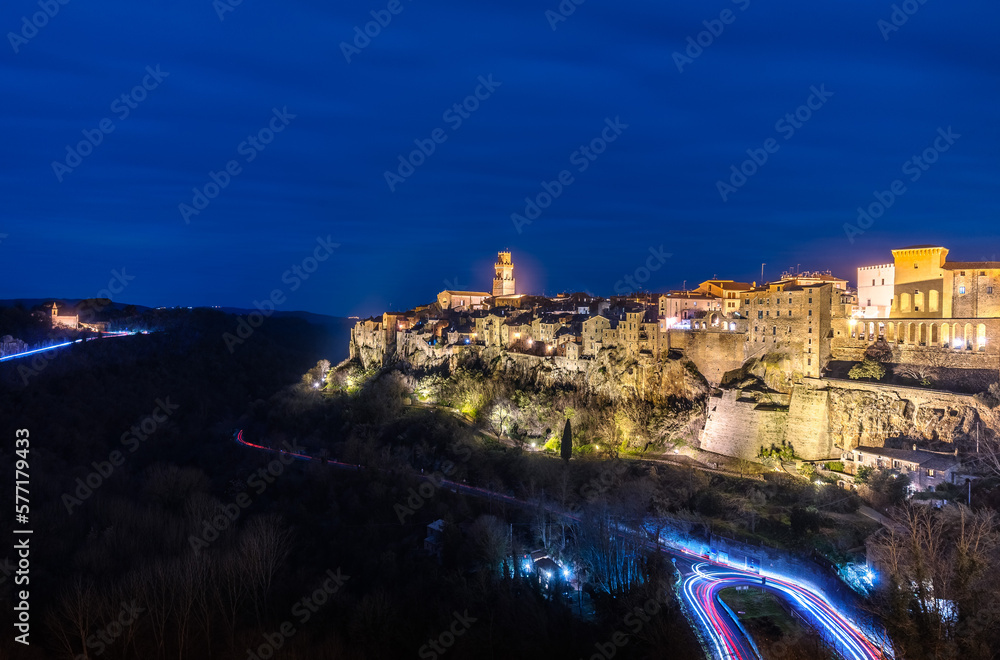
(219, 307), (355, 364)
(0, 298), (153, 311)
(0, 300), (355, 364)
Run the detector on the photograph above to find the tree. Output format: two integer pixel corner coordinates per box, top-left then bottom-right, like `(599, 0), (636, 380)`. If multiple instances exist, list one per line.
(561, 419), (572, 462)
(848, 358), (886, 381)
(864, 339), (894, 363)
(483, 396), (519, 442)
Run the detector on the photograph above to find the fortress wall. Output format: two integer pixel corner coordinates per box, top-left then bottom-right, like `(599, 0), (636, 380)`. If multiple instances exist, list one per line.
(681, 331), (746, 386)
(785, 384), (833, 460)
(700, 390), (787, 459)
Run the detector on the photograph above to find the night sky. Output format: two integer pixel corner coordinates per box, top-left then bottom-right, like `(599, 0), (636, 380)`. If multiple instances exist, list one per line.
(2, 0), (998, 317)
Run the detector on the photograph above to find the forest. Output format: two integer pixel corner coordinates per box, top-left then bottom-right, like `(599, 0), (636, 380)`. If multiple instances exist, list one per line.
(3, 307), (1000, 659)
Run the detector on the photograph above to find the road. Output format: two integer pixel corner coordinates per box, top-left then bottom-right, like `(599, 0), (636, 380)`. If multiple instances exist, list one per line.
(234, 429), (888, 660)
(680, 561), (884, 660)
(0, 330), (138, 362)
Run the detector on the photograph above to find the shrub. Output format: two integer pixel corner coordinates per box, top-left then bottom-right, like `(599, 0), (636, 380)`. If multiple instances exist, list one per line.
(848, 358), (885, 381)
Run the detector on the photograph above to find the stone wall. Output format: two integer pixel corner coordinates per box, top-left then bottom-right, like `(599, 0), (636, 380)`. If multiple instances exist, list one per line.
(674, 329), (746, 386)
(785, 384), (834, 459)
(700, 390), (788, 459)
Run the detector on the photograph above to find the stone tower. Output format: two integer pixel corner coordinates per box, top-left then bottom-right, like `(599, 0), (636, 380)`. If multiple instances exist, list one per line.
(492, 251), (515, 297)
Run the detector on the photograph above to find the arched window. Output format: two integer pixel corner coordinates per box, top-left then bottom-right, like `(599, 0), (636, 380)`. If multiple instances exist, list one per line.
(914, 291), (924, 312)
(978, 324), (987, 351)
(900, 292), (911, 312)
(929, 290), (939, 312)
(941, 323), (950, 347)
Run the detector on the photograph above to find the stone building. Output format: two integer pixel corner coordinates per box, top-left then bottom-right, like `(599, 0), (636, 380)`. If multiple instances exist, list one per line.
(50, 302), (79, 329)
(658, 292), (720, 328)
(492, 250), (516, 297)
(696, 279), (753, 315)
(581, 315), (611, 356)
(842, 445), (962, 492)
(857, 263), (894, 318)
(437, 290), (490, 311)
(742, 282), (835, 379)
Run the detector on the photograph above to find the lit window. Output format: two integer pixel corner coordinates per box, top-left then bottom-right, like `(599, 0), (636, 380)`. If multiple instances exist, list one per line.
(959, 286), (966, 295)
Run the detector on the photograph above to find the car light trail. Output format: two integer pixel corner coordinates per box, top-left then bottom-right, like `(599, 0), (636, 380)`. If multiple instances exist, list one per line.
(0, 331), (137, 362)
(680, 562), (886, 660)
(0, 340), (77, 362)
(233, 429), (890, 660)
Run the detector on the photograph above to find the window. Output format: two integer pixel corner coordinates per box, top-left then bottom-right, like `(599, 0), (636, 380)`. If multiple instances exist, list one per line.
(872, 279), (876, 286)
(982, 271), (987, 276)
(960, 271), (966, 276)
(788, 297), (792, 304)
(867, 299), (871, 306)
(959, 286), (966, 295)
(807, 358), (811, 365)
(776, 311), (780, 317)
(928, 469), (935, 477)
(914, 263), (918, 268)
(808, 297), (813, 304)
(808, 327), (813, 333)
(808, 310), (812, 316)
(989, 287), (994, 295)
(881, 278), (885, 285)
(772, 326), (776, 335)
(808, 338), (812, 344)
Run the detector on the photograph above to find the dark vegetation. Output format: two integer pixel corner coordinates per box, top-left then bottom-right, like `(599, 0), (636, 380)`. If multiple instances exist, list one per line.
(0, 309), (702, 659)
(8, 307), (1000, 659)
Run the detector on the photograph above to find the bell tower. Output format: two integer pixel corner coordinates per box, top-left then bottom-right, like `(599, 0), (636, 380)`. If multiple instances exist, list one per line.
(492, 251), (515, 297)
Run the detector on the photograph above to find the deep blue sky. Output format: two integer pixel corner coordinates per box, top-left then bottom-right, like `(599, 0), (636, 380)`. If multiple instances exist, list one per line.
(2, 0), (998, 317)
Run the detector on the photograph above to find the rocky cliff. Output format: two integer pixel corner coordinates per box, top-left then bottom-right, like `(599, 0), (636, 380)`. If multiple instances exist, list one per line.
(351, 323), (1000, 460)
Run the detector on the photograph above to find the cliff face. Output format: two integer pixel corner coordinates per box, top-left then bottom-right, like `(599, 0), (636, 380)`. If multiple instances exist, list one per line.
(350, 327), (708, 404)
(825, 380), (992, 450)
(351, 324), (1000, 460)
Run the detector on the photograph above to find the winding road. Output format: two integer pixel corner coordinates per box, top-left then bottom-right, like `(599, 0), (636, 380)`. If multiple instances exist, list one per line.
(234, 429), (888, 660)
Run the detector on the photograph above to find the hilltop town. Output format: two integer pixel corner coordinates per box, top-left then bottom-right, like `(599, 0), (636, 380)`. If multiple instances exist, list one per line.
(351, 247), (1000, 484)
